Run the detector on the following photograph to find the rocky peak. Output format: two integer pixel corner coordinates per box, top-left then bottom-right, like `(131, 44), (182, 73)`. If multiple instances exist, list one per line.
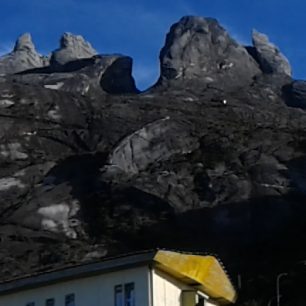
(1, 33), (137, 95)
(0, 33), (46, 74)
(50, 32), (97, 67)
(157, 16), (261, 90)
(13, 33), (36, 52)
(60, 32), (96, 52)
(251, 29), (291, 76)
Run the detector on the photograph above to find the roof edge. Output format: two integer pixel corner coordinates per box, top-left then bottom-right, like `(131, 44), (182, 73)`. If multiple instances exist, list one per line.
(0, 250), (157, 296)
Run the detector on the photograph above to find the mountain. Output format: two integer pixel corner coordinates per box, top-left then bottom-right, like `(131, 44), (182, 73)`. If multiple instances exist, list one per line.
(0, 16), (306, 305)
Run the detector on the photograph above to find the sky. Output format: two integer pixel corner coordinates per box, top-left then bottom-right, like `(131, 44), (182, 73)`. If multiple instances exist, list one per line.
(0, 0), (305, 90)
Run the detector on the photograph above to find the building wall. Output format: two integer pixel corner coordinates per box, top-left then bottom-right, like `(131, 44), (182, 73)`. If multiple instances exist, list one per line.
(0, 266), (149, 306)
(151, 269), (219, 306)
(152, 269), (191, 306)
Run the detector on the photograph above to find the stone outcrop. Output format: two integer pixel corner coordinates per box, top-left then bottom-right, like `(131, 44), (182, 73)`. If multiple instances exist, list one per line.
(251, 30), (292, 76)
(283, 80), (306, 109)
(102, 118), (198, 179)
(50, 32), (97, 67)
(5, 54), (138, 95)
(157, 16), (261, 89)
(0, 33), (46, 74)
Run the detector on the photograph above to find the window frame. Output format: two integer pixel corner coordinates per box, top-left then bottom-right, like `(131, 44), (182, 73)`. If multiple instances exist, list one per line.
(114, 282), (135, 306)
(46, 297), (55, 306)
(114, 284), (123, 306)
(65, 293), (75, 306)
(124, 283), (135, 306)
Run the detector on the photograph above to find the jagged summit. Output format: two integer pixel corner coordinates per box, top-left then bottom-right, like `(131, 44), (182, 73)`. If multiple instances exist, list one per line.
(0, 32), (137, 94)
(0, 17), (294, 94)
(0, 33), (46, 74)
(60, 32), (96, 51)
(50, 32), (97, 67)
(154, 16), (294, 93)
(156, 15), (261, 89)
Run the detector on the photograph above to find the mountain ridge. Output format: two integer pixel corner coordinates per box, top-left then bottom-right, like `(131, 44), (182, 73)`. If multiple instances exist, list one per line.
(0, 15), (306, 305)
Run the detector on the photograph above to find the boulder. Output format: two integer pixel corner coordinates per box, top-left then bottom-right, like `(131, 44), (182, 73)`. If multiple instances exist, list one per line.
(0, 33), (46, 74)
(252, 30), (292, 76)
(157, 16), (261, 89)
(50, 33), (97, 67)
(102, 117), (199, 179)
(283, 80), (306, 109)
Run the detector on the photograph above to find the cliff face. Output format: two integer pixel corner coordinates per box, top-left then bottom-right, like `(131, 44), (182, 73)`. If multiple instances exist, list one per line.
(0, 16), (305, 305)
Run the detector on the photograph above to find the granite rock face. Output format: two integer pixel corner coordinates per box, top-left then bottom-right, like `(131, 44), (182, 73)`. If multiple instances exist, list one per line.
(6, 55), (138, 95)
(252, 30), (292, 76)
(157, 16), (261, 89)
(50, 33), (97, 67)
(0, 33), (46, 74)
(102, 118), (199, 180)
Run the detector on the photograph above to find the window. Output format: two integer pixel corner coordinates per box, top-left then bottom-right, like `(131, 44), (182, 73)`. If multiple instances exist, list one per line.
(124, 283), (135, 306)
(65, 293), (75, 306)
(46, 298), (55, 306)
(115, 285), (123, 306)
(114, 283), (135, 306)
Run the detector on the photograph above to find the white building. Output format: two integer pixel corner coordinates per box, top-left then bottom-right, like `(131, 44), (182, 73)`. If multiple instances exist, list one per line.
(0, 250), (236, 306)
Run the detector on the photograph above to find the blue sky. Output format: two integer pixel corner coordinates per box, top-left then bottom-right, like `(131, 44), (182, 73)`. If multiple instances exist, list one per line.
(0, 0), (305, 89)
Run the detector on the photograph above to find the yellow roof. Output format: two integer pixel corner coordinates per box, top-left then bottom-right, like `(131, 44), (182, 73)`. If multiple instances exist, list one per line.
(153, 250), (237, 304)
